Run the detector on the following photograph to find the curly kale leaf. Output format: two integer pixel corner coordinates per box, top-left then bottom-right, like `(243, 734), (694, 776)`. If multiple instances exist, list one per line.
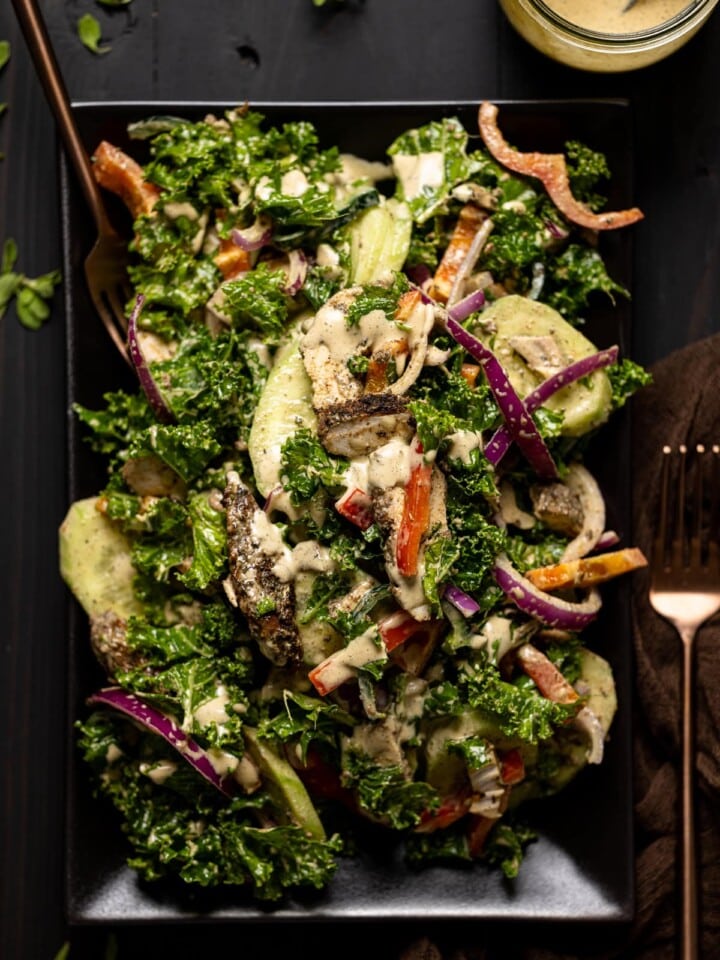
(565, 140), (611, 212)
(76, 713), (340, 899)
(483, 819), (538, 879)
(345, 271), (410, 327)
(607, 358), (652, 410)
(388, 117), (482, 223)
(280, 428), (348, 504)
(425, 662), (577, 743)
(257, 691), (354, 761)
(221, 263), (290, 341)
(544, 244), (629, 322)
(342, 750), (438, 830)
(129, 421), (222, 484)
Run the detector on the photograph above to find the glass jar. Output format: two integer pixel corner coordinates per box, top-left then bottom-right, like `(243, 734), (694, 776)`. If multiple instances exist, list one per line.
(499, 0), (719, 71)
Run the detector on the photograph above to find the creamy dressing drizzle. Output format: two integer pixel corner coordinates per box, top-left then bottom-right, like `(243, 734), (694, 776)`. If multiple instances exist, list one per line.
(446, 430), (484, 465)
(140, 760), (177, 785)
(273, 540), (336, 583)
(193, 687), (231, 727)
(392, 151), (445, 201)
(367, 438), (416, 489)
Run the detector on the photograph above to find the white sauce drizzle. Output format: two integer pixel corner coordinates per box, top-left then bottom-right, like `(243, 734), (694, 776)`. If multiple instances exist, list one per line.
(393, 151), (445, 201)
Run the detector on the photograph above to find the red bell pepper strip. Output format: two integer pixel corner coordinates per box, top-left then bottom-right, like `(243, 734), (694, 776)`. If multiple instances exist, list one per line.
(335, 487), (374, 531)
(396, 446), (432, 577)
(498, 748), (525, 786)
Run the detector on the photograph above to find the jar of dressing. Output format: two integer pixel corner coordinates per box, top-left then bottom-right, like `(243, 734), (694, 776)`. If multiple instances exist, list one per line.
(499, 0), (719, 71)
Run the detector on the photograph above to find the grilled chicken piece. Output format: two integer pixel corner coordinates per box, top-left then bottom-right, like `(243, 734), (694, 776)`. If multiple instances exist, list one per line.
(223, 471), (301, 667)
(90, 612), (146, 678)
(530, 481), (584, 537)
(300, 286), (431, 457)
(318, 393), (415, 457)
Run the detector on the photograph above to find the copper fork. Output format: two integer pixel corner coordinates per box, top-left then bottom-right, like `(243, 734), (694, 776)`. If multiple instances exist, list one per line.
(12, 0), (131, 362)
(649, 443), (720, 960)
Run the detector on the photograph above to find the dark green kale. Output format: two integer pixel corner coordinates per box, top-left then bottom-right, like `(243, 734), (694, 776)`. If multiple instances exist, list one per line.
(280, 428), (348, 504)
(425, 662), (577, 743)
(607, 358), (652, 410)
(505, 529), (567, 574)
(388, 118), (483, 223)
(179, 493), (228, 591)
(422, 535), (461, 613)
(345, 271), (410, 327)
(483, 819), (538, 879)
(404, 824), (472, 866)
(543, 244), (628, 322)
(129, 422), (222, 484)
(74, 390), (156, 468)
(543, 634), (584, 685)
(125, 601), (236, 665)
(257, 691), (355, 761)
(221, 263), (290, 342)
(76, 713), (340, 900)
(127, 255), (219, 323)
(342, 750), (438, 830)
(446, 503), (507, 596)
(564, 140), (611, 212)
(302, 263), (345, 310)
(408, 400), (463, 454)
(148, 325), (269, 444)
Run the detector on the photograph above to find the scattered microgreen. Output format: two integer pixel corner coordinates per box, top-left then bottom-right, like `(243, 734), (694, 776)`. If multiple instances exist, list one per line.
(0, 238), (62, 329)
(77, 14), (110, 55)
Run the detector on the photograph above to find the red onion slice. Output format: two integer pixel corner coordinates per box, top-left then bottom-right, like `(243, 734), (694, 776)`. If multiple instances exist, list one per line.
(231, 215), (273, 252)
(88, 687), (235, 797)
(446, 316), (558, 479)
(493, 553), (601, 630)
(127, 295), (174, 424)
(283, 249), (308, 296)
(446, 288), (486, 324)
(443, 583), (481, 618)
(595, 530), (620, 551)
(484, 346), (619, 467)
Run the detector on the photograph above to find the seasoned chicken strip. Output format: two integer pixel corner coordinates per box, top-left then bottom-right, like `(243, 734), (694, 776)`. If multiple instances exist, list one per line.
(318, 393), (415, 457)
(223, 471), (301, 667)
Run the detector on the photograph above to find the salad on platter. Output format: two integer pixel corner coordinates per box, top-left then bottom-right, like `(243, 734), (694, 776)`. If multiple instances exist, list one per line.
(61, 101), (650, 902)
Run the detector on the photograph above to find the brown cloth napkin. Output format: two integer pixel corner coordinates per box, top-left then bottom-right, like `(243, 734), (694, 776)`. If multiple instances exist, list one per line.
(399, 334), (720, 960)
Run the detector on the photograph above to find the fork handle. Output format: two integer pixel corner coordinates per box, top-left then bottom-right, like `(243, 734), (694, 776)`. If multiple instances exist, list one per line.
(680, 630), (698, 960)
(11, 0), (114, 235)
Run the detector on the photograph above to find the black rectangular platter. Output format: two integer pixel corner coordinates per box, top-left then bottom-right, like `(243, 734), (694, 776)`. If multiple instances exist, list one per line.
(61, 100), (635, 924)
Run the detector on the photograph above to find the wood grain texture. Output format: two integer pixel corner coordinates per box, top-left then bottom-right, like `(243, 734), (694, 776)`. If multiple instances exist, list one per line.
(1, 0), (720, 957)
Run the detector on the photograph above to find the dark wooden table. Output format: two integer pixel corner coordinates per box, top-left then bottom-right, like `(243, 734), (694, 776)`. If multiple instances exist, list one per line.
(1, 3), (719, 958)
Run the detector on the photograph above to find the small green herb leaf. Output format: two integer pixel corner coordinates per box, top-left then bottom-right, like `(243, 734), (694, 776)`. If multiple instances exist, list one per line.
(78, 14), (110, 55)
(0, 41), (10, 72)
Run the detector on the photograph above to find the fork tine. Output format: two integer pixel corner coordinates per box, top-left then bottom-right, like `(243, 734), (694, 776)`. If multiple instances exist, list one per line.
(89, 287), (128, 360)
(710, 445), (720, 577)
(673, 444), (687, 570)
(657, 444), (672, 569)
(690, 444), (704, 569)
(107, 286), (129, 334)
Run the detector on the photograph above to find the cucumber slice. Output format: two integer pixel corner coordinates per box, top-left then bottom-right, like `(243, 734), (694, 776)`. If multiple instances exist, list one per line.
(423, 710), (503, 796)
(578, 648), (617, 736)
(475, 296), (612, 436)
(243, 728), (326, 840)
(349, 198), (412, 284)
(248, 328), (317, 498)
(59, 497), (142, 620)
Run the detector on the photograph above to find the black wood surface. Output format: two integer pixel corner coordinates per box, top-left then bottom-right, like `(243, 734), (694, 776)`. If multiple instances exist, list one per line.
(1, 2), (719, 958)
